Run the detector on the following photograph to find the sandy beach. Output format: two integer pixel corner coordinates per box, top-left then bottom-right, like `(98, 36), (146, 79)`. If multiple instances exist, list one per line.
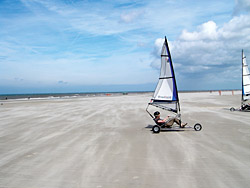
(0, 91), (250, 188)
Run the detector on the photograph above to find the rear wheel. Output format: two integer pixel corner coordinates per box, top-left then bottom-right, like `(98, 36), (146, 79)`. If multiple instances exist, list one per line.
(194, 123), (202, 131)
(230, 107), (235, 111)
(152, 125), (160, 133)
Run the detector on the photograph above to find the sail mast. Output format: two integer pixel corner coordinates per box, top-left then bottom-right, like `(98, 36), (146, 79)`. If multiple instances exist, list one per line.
(164, 37), (180, 113)
(242, 49), (244, 104)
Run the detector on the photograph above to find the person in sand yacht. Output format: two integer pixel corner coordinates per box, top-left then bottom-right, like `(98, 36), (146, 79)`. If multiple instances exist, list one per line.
(241, 103), (250, 111)
(153, 111), (187, 128)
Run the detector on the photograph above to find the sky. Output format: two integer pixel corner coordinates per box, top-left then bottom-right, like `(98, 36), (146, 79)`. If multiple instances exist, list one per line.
(1, 0), (250, 94)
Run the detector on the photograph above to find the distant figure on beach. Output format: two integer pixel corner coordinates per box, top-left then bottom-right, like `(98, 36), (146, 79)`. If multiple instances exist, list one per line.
(153, 111), (187, 128)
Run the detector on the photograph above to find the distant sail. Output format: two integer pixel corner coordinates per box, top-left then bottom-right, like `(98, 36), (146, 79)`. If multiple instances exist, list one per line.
(242, 50), (250, 102)
(150, 37), (180, 113)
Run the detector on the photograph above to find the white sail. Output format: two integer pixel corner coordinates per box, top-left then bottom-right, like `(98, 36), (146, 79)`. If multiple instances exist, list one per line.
(242, 51), (250, 101)
(150, 37), (179, 113)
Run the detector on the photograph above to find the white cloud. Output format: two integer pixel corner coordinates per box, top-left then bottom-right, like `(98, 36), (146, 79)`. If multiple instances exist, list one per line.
(151, 14), (250, 89)
(219, 15), (250, 39)
(180, 21), (218, 41)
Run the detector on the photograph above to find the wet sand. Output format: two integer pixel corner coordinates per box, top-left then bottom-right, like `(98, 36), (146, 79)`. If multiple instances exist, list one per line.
(0, 91), (250, 188)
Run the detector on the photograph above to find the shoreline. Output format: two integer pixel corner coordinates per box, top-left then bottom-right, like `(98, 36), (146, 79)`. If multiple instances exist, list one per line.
(0, 89), (241, 100)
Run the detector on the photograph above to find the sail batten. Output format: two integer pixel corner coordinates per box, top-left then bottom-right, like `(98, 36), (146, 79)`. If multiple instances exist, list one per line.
(160, 77), (174, 79)
(150, 37), (180, 113)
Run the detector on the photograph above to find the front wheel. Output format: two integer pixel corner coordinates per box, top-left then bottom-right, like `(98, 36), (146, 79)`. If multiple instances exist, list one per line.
(230, 107), (235, 112)
(152, 125), (160, 133)
(194, 123), (202, 131)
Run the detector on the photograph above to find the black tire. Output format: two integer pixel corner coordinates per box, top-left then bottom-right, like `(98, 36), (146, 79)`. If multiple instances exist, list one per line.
(194, 123), (202, 131)
(152, 125), (160, 133)
(230, 107), (235, 112)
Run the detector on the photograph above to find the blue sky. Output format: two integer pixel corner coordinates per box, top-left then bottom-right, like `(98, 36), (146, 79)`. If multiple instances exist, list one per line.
(1, 0), (250, 94)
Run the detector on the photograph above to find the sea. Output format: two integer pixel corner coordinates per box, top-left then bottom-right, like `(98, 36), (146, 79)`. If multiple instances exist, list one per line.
(0, 89), (240, 100)
(0, 91), (150, 100)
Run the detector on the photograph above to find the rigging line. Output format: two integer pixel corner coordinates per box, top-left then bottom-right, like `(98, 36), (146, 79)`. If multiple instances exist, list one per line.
(159, 77), (173, 79)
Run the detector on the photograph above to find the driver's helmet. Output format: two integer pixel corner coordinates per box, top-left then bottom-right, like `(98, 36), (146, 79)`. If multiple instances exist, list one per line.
(154, 111), (160, 117)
